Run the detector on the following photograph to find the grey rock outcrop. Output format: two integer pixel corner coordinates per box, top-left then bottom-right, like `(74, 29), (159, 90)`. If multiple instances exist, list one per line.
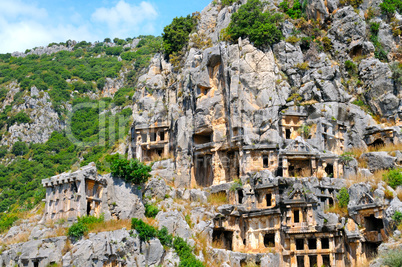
(361, 152), (396, 171)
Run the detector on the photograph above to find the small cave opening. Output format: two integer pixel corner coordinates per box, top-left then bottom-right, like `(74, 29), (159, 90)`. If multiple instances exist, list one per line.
(369, 139), (385, 149)
(263, 155), (269, 168)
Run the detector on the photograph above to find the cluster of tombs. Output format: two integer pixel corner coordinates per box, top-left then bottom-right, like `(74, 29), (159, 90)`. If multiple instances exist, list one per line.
(130, 106), (399, 187)
(210, 176), (389, 267)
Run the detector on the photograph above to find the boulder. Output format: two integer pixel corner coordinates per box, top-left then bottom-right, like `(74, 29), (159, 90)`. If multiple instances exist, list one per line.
(361, 152), (396, 171)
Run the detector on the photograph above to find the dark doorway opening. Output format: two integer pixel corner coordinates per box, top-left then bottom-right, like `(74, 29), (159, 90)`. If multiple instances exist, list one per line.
(266, 194), (272, 206)
(321, 238), (330, 249)
(325, 163), (334, 177)
(297, 256), (305, 267)
(308, 238), (317, 250)
(264, 233), (275, 247)
(322, 255), (330, 266)
(309, 255), (317, 267)
(296, 239), (304, 250)
(286, 129), (291, 139)
(263, 155), (269, 168)
(159, 131), (165, 141)
(294, 209), (300, 223)
(86, 201), (91, 215)
(238, 189), (244, 204)
(212, 229), (233, 250)
(364, 215), (384, 231)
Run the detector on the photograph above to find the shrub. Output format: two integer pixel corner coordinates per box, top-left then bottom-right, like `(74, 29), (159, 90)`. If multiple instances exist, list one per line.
(322, 36), (332, 51)
(131, 218), (158, 241)
(157, 226), (173, 247)
(279, 0), (305, 19)
(337, 187), (349, 208)
(382, 248), (402, 267)
(392, 210), (402, 225)
(144, 203), (160, 218)
(110, 158), (152, 184)
(285, 36), (301, 44)
(68, 222), (88, 239)
(223, 0), (283, 47)
(340, 152), (355, 164)
(230, 179), (242, 191)
(380, 0), (402, 16)
(8, 111), (31, 125)
(344, 60), (357, 76)
(12, 141), (29, 156)
(370, 22), (380, 35)
(383, 169), (402, 189)
(173, 237), (204, 267)
(297, 124), (311, 139)
(162, 15), (196, 56)
(222, 0), (238, 6)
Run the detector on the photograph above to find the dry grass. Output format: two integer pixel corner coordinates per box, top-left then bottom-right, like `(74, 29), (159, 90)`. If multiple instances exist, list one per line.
(345, 170), (385, 188)
(208, 192), (228, 206)
(61, 239), (72, 255)
(2, 232), (30, 246)
(87, 219), (131, 234)
(325, 203), (348, 217)
(45, 226), (68, 238)
(397, 189), (402, 201)
(384, 189), (394, 200)
(369, 142), (402, 153)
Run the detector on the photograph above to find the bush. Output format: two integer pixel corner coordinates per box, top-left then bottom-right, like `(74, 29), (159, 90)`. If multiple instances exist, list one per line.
(162, 15), (196, 56)
(68, 222), (88, 238)
(392, 211), (402, 225)
(322, 36), (332, 51)
(131, 218), (158, 241)
(344, 60), (357, 76)
(157, 226), (173, 247)
(337, 187), (349, 208)
(382, 248), (402, 267)
(279, 0), (305, 19)
(111, 158), (152, 184)
(144, 203), (160, 218)
(383, 169), (402, 189)
(340, 152), (355, 164)
(380, 0), (402, 16)
(223, 0), (283, 47)
(12, 141), (29, 156)
(67, 215), (104, 239)
(173, 237), (204, 267)
(8, 111), (31, 125)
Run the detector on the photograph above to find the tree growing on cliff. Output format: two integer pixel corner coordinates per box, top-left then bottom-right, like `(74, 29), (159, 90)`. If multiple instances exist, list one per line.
(162, 14), (196, 57)
(222, 0), (283, 47)
(110, 158), (152, 184)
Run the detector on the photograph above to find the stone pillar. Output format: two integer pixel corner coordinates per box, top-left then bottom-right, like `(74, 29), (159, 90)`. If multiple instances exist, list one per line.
(317, 255), (323, 267)
(283, 157), (288, 177)
(334, 160), (339, 178)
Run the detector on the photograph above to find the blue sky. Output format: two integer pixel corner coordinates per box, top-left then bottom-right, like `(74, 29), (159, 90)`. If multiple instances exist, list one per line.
(0, 0), (212, 53)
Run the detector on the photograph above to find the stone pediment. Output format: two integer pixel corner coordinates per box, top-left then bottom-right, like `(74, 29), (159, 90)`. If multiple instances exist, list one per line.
(357, 192), (374, 206)
(288, 183), (306, 200)
(281, 136), (318, 155)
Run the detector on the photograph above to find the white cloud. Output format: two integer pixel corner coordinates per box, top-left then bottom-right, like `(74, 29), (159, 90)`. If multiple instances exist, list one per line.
(91, 1), (158, 38)
(0, 0), (158, 53)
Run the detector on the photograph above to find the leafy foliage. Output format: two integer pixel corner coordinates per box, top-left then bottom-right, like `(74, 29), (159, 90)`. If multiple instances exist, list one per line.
(337, 187), (350, 208)
(131, 218), (158, 241)
(344, 60), (358, 76)
(223, 0), (284, 47)
(369, 22), (388, 61)
(383, 169), (402, 189)
(111, 158), (152, 184)
(279, 0), (305, 19)
(162, 15), (196, 56)
(144, 203), (160, 218)
(67, 215), (104, 239)
(392, 211), (402, 225)
(380, 0), (402, 16)
(173, 237), (205, 267)
(382, 248), (402, 267)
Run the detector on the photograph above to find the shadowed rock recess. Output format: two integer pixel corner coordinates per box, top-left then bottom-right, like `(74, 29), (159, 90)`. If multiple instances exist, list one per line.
(2, 0), (402, 266)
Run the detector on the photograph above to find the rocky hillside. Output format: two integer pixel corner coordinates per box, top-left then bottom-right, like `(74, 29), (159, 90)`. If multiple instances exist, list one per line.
(1, 0), (402, 266)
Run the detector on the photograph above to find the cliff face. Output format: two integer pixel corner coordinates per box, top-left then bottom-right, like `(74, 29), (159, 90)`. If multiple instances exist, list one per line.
(128, 0), (401, 187)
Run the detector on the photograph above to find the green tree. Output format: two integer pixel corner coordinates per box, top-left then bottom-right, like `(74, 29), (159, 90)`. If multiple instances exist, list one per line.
(223, 0), (283, 47)
(12, 141), (29, 156)
(162, 15), (196, 56)
(110, 158), (152, 184)
(337, 187), (350, 208)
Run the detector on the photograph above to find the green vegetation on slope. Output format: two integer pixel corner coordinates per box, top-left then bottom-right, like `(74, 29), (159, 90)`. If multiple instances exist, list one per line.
(221, 0), (284, 47)
(0, 36), (162, 232)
